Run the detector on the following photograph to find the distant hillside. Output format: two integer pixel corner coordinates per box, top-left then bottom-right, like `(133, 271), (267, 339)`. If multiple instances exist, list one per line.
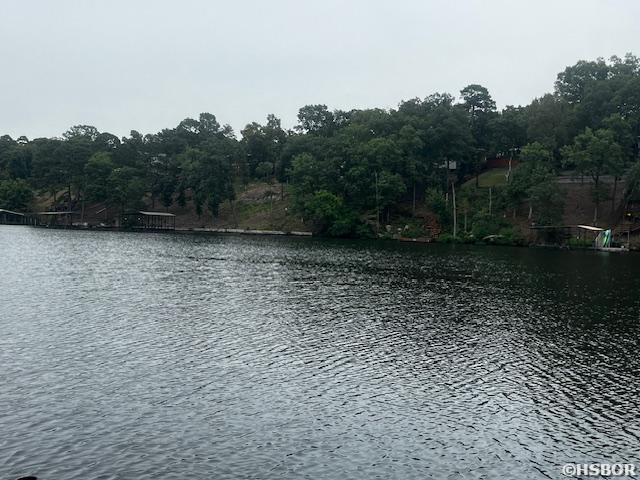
(37, 181), (309, 233)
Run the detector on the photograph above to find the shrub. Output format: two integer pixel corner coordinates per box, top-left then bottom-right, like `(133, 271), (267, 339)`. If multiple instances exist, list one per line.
(301, 190), (365, 237)
(425, 188), (451, 226)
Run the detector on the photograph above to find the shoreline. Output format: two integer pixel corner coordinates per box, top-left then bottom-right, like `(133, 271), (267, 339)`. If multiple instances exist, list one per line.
(185, 227), (312, 237)
(21, 223), (313, 238)
(6, 224), (637, 252)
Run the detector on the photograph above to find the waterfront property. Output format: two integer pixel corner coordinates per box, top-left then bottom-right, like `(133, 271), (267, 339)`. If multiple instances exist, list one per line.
(121, 211), (176, 230)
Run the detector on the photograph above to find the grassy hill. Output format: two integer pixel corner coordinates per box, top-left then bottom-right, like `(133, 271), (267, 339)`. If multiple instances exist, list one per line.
(462, 168), (510, 189)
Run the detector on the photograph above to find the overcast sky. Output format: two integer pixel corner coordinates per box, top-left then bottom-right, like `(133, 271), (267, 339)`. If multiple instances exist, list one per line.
(2, 0), (639, 139)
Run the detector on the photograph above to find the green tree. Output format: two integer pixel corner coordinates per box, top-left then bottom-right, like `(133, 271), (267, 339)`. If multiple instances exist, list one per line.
(108, 167), (145, 212)
(561, 128), (624, 223)
(177, 147), (234, 220)
(30, 138), (65, 201)
(0, 179), (33, 210)
(425, 187), (451, 227)
(299, 190), (359, 237)
(460, 84), (496, 114)
(488, 105), (527, 156)
(84, 152), (115, 202)
(255, 161), (274, 179)
(528, 181), (564, 225)
(505, 143), (562, 222)
(526, 94), (573, 163)
(241, 115), (287, 180)
(519, 141), (553, 166)
(376, 170), (406, 220)
(555, 58), (610, 104)
(0, 143), (32, 179)
(288, 153), (333, 199)
(460, 84), (497, 182)
(624, 161), (640, 203)
(296, 105), (336, 136)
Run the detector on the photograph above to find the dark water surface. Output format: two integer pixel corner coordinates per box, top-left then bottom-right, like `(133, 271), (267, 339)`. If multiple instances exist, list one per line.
(1, 226), (639, 479)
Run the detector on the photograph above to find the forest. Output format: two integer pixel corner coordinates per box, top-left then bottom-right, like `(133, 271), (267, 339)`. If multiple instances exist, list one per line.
(1, 53), (640, 239)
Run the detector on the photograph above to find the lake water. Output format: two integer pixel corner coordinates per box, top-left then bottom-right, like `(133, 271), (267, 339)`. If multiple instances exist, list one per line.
(1, 226), (639, 479)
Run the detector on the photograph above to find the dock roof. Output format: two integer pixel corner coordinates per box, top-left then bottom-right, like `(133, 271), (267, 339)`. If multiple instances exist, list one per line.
(0, 209), (25, 216)
(530, 224), (605, 231)
(138, 211), (176, 217)
(576, 225), (604, 231)
(36, 211), (79, 215)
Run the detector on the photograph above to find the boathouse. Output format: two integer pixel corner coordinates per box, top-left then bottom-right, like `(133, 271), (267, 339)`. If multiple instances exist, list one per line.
(530, 224), (607, 246)
(0, 209), (31, 225)
(121, 211), (176, 230)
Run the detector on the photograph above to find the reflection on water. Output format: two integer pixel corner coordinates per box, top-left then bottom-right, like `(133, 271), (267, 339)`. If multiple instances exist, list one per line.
(1, 226), (639, 479)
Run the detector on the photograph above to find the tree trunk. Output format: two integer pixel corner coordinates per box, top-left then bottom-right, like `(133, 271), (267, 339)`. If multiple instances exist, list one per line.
(412, 182), (416, 217)
(488, 187), (492, 216)
(230, 199), (238, 227)
(611, 176), (618, 213)
(528, 202), (532, 220)
(593, 176), (600, 225)
(374, 171), (380, 234)
(452, 181), (457, 239)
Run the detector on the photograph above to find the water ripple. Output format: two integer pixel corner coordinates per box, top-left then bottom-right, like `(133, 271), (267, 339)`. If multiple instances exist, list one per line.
(1, 227), (639, 479)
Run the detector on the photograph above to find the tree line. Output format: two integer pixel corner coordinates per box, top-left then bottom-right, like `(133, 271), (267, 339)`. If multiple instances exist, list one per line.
(1, 53), (640, 237)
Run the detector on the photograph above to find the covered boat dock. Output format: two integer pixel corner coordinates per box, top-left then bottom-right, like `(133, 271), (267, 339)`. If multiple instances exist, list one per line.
(0, 209), (33, 225)
(121, 211), (176, 230)
(530, 224), (628, 249)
